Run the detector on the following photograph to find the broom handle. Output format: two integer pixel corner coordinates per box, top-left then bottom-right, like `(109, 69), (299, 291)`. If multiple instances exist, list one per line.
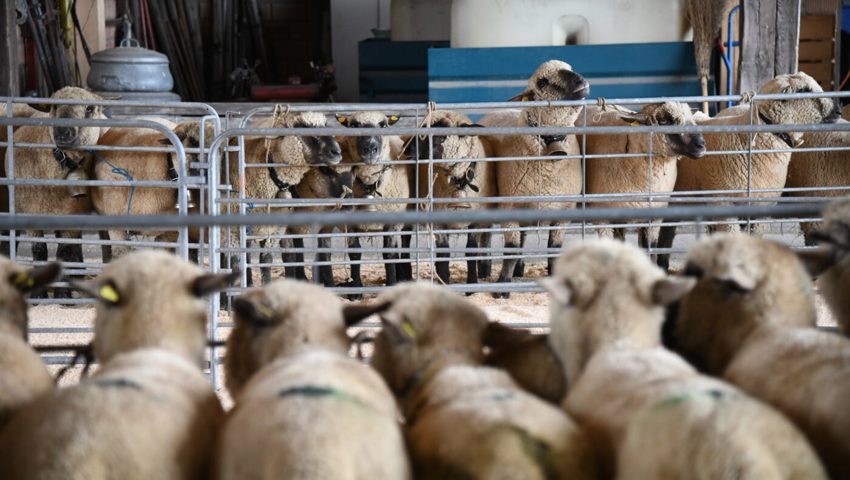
(700, 77), (710, 114)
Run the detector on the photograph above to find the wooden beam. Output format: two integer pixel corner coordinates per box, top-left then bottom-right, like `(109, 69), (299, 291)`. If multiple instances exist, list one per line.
(0, 1), (19, 96)
(740, 0), (801, 92)
(75, 0), (107, 88)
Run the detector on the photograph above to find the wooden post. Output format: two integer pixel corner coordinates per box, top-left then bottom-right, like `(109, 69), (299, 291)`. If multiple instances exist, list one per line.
(0, 1), (19, 96)
(75, 0), (107, 88)
(740, 0), (801, 92)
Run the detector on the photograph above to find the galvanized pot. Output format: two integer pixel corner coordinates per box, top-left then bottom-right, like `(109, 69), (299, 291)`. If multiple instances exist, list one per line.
(87, 30), (174, 93)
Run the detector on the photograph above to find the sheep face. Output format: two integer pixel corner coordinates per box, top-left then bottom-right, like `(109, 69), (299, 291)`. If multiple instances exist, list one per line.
(540, 240), (695, 384)
(757, 72), (840, 139)
(674, 234), (818, 373)
(267, 110), (342, 167)
(75, 250), (235, 366)
(48, 87), (107, 150)
(0, 259), (60, 340)
(226, 280), (352, 395)
(168, 121), (216, 176)
(620, 102), (706, 159)
(336, 111), (400, 164)
(369, 283), (489, 395)
(512, 60), (589, 103)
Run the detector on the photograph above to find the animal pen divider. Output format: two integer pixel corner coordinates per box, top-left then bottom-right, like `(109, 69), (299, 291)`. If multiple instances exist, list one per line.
(2, 92), (850, 390)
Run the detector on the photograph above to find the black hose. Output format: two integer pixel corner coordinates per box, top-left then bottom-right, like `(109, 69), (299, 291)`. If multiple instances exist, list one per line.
(70, 0), (91, 64)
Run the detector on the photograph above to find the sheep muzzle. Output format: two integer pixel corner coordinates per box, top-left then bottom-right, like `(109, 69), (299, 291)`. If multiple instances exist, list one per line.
(545, 140), (569, 157)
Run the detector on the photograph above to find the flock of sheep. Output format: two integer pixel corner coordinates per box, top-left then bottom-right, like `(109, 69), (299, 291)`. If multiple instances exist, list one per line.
(0, 196), (848, 478)
(2, 59), (847, 297)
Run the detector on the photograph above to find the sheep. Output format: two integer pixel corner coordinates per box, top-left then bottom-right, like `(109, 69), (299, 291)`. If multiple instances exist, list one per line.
(478, 60), (590, 297)
(0, 258), (60, 428)
(667, 233), (850, 478)
(656, 72), (841, 270)
(11, 87), (111, 297)
(368, 282), (597, 479)
(221, 105), (342, 286)
(802, 197), (850, 335)
(92, 120), (214, 259)
(407, 110), (498, 285)
(541, 239), (826, 479)
(483, 322), (567, 404)
(0, 250), (234, 479)
(785, 121), (850, 245)
(217, 280), (411, 479)
(335, 111), (414, 290)
(581, 102), (706, 247)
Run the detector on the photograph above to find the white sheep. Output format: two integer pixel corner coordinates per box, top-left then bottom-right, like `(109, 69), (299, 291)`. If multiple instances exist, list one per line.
(0, 259), (59, 428)
(0, 250), (234, 479)
(656, 72), (841, 269)
(581, 102), (706, 247)
(92, 121), (214, 258)
(368, 282), (598, 479)
(221, 106), (342, 286)
(217, 280), (411, 479)
(785, 122), (850, 245)
(542, 239), (826, 479)
(802, 197), (850, 335)
(11, 87), (111, 296)
(409, 110), (498, 285)
(479, 60), (590, 296)
(670, 233), (850, 478)
(335, 111), (413, 290)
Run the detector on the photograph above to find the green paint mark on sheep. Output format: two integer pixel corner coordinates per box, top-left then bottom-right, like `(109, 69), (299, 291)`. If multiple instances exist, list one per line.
(278, 385), (373, 411)
(87, 377), (144, 391)
(654, 389), (727, 410)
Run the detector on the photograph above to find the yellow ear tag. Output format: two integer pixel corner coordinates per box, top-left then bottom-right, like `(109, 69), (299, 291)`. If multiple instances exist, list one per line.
(389, 115), (399, 122)
(401, 319), (417, 339)
(256, 303), (275, 320)
(630, 121), (640, 127)
(99, 284), (120, 304)
(336, 115), (347, 124)
(521, 96), (530, 102)
(12, 272), (31, 288)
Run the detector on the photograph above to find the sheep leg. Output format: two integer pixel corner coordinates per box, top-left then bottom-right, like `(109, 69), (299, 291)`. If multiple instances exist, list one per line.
(547, 225), (564, 276)
(395, 226), (413, 282)
(97, 230), (113, 264)
(343, 236), (364, 300)
(656, 223), (677, 272)
(259, 250), (273, 285)
(383, 235), (399, 286)
(513, 231), (526, 277)
(465, 234), (478, 289)
(477, 229), (493, 279)
(245, 240), (258, 288)
(495, 225), (523, 298)
(54, 233), (84, 299)
(30, 232), (48, 299)
(613, 228), (627, 242)
(0, 230), (7, 257)
(315, 236), (335, 287)
(435, 234), (451, 284)
(108, 230), (132, 258)
(282, 237), (307, 280)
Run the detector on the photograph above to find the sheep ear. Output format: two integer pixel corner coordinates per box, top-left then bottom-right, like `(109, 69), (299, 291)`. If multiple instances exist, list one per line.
(71, 279), (122, 306)
(797, 247), (838, 277)
(379, 310), (416, 344)
(483, 322), (536, 349)
(537, 277), (571, 306)
(620, 112), (651, 126)
(191, 270), (240, 297)
(387, 115), (401, 126)
(509, 88), (535, 102)
(9, 263), (62, 295)
(342, 301), (391, 327)
(31, 103), (51, 113)
(335, 114), (349, 127)
(233, 297), (275, 328)
(651, 276), (697, 306)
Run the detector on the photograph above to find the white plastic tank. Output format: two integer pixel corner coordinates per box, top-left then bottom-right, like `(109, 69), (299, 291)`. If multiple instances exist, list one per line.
(451, 0), (688, 47)
(391, 0), (452, 41)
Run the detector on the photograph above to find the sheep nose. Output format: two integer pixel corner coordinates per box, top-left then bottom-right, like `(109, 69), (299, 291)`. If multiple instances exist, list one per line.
(692, 137), (706, 150)
(53, 127), (77, 146)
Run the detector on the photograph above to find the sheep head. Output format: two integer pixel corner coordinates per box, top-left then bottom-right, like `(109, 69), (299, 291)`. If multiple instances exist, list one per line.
(226, 279), (387, 396)
(0, 258), (61, 341)
(266, 108), (342, 168)
(48, 87), (108, 150)
(406, 110), (483, 189)
(163, 121), (217, 176)
(73, 250), (237, 367)
(336, 111), (400, 164)
(511, 60), (589, 128)
(797, 198), (850, 334)
(673, 234), (818, 374)
(756, 72), (840, 146)
(368, 283), (489, 397)
(540, 240), (695, 385)
(619, 102), (706, 159)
